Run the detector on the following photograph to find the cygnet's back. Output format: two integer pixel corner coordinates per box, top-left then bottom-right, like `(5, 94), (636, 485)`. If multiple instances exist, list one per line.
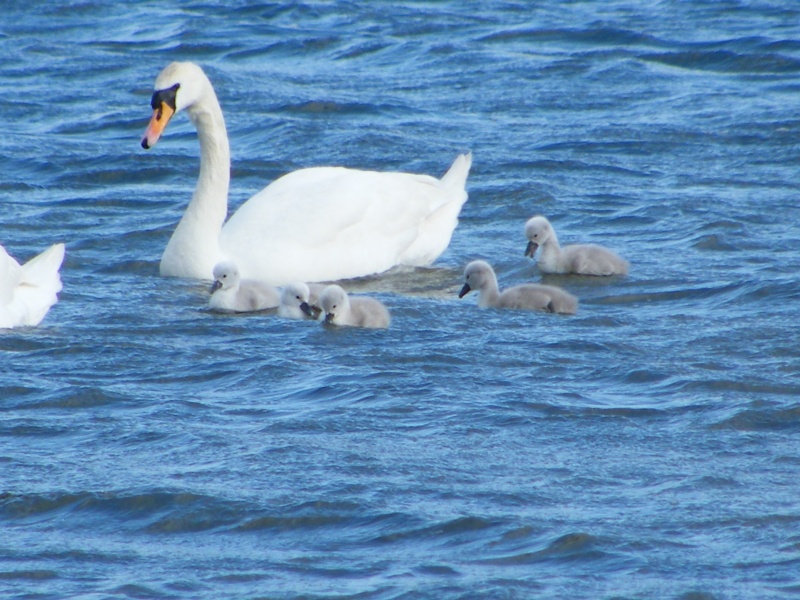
(459, 259), (577, 315)
(496, 282), (578, 314)
(209, 261), (280, 313)
(524, 215), (628, 276)
(320, 284), (391, 329)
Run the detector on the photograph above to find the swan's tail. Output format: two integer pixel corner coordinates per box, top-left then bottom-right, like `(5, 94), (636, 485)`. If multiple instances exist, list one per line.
(440, 152), (472, 192)
(21, 243), (65, 291)
(1, 243), (65, 328)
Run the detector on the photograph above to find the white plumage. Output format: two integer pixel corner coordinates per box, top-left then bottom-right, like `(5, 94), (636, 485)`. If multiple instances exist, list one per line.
(142, 62), (472, 285)
(0, 243), (65, 328)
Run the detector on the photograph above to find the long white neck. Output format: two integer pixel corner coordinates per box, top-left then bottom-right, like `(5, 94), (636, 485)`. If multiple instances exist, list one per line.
(159, 90), (230, 279)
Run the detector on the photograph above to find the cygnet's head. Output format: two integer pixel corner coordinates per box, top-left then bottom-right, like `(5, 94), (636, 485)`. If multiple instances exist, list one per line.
(458, 260), (496, 298)
(320, 284), (350, 324)
(524, 215), (554, 257)
(282, 282), (319, 318)
(210, 261), (240, 294)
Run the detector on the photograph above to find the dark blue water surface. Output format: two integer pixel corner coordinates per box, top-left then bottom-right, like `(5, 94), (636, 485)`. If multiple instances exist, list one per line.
(2, 2), (800, 598)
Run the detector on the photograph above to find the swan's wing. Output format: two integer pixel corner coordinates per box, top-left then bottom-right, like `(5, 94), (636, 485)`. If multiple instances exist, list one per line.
(351, 297), (391, 329)
(220, 167), (451, 283)
(498, 284), (554, 311)
(538, 284), (578, 314)
(20, 243), (65, 289)
(563, 244), (627, 276)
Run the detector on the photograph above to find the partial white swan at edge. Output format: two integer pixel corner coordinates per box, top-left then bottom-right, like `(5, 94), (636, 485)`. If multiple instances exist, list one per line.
(0, 243), (65, 328)
(142, 62), (472, 285)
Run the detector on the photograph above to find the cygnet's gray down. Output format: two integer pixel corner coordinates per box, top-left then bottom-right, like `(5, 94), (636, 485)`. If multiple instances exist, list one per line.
(319, 284), (391, 329)
(524, 215), (629, 276)
(458, 260), (578, 314)
(278, 282), (323, 320)
(209, 261), (280, 313)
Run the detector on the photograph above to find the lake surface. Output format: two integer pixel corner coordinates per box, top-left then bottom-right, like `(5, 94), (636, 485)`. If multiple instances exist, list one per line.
(2, 2), (800, 598)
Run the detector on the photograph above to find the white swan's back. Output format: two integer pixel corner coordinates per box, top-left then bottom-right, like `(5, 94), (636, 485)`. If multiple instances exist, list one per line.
(0, 243), (65, 328)
(220, 154), (472, 284)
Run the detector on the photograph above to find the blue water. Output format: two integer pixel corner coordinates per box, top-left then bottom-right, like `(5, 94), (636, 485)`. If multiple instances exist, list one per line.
(2, 1), (800, 598)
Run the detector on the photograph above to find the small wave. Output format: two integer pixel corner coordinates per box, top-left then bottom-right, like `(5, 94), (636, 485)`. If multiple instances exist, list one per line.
(692, 234), (738, 252)
(710, 404), (800, 431)
(236, 513), (347, 533)
(480, 532), (604, 565)
(592, 283), (735, 305)
(0, 489), (248, 535)
(480, 26), (661, 49)
(0, 570), (57, 581)
(22, 386), (127, 411)
(641, 49), (800, 74)
(371, 515), (496, 546)
(279, 100), (381, 115)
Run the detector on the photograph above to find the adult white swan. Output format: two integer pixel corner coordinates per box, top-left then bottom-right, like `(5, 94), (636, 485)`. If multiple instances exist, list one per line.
(141, 62), (472, 284)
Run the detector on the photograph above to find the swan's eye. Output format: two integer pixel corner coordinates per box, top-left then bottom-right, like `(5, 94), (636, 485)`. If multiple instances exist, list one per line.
(296, 295), (302, 301)
(150, 83), (181, 114)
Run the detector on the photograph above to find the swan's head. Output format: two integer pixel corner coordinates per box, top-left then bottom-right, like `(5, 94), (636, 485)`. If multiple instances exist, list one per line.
(281, 282), (320, 318)
(524, 215), (553, 257)
(210, 261), (240, 294)
(141, 62), (211, 149)
(320, 284), (349, 325)
(459, 260), (495, 298)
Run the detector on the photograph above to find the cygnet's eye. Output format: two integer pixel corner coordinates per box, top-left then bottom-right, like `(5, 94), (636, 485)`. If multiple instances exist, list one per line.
(296, 295), (302, 300)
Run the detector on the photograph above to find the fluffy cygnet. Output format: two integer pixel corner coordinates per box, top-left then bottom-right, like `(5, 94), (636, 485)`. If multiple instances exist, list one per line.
(319, 284), (391, 329)
(524, 215), (629, 276)
(458, 260), (578, 314)
(278, 282), (323, 320)
(208, 261), (280, 313)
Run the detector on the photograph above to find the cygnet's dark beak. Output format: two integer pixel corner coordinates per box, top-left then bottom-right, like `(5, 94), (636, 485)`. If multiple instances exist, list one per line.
(524, 241), (538, 257)
(210, 280), (222, 294)
(300, 302), (322, 319)
(458, 283), (471, 298)
(324, 312), (335, 323)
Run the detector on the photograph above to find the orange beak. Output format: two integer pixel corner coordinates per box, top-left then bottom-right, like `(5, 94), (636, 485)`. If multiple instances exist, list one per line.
(141, 102), (175, 149)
